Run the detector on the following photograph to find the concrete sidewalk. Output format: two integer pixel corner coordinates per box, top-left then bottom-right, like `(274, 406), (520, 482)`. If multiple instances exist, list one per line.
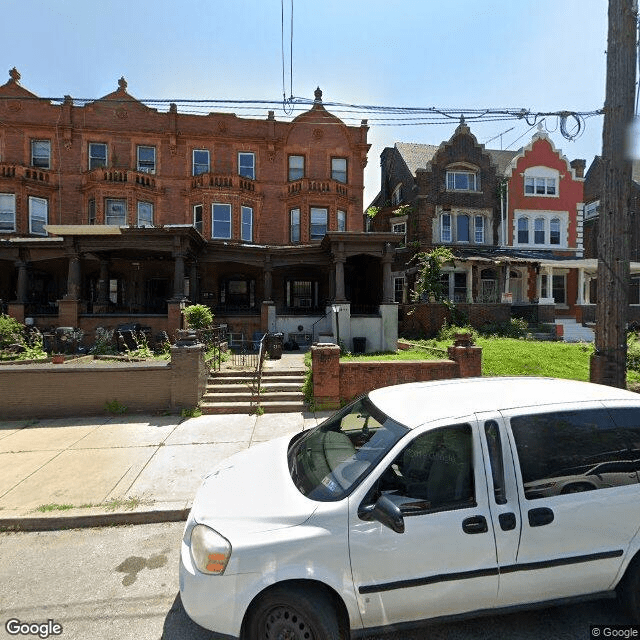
(0, 409), (332, 531)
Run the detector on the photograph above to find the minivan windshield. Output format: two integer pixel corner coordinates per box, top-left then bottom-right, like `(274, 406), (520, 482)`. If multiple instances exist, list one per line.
(288, 396), (409, 502)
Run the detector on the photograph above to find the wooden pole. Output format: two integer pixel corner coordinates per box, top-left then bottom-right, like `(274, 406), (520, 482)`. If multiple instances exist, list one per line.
(591, 0), (637, 388)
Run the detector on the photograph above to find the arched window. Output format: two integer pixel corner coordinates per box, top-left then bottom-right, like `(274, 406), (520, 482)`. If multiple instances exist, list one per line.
(457, 214), (470, 242)
(517, 217), (529, 244)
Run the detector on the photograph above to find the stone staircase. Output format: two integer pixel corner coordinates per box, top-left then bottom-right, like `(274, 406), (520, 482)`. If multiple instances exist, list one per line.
(201, 368), (306, 414)
(554, 317), (595, 343)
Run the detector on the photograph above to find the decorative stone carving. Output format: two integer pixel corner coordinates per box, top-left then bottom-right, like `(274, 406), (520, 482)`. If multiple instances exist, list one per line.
(313, 128), (324, 140)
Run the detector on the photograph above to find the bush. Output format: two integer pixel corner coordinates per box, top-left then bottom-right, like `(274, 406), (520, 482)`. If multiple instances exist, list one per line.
(479, 317), (528, 339)
(182, 304), (214, 330)
(627, 332), (640, 372)
(437, 320), (478, 343)
(0, 314), (25, 350)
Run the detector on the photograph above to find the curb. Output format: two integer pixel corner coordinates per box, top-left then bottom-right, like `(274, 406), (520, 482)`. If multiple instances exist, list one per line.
(0, 508), (189, 532)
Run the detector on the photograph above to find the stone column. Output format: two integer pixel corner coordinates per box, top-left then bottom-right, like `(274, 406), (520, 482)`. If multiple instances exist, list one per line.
(465, 264), (473, 303)
(97, 259), (109, 304)
(382, 250), (393, 303)
(173, 254), (185, 299)
(16, 261), (29, 303)
(577, 268), (585, 305)
(334, 254), (346, 302)
(65, 254), (81, 300)
(264, 259), (273, 302)
(190, 261), (198, 302)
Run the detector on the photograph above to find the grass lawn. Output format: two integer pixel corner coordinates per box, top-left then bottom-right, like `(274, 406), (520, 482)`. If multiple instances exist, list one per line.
(342, 338), (595, 382)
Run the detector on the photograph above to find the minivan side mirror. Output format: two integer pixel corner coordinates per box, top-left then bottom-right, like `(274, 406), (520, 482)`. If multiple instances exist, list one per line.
(358, 495), (405, 534)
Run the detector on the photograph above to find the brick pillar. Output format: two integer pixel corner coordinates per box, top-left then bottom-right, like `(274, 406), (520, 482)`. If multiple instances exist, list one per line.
(311, 344), (341, 409)
(170, 343), (207, 409)
(448, 334), (482, 378)
(167, 301), (184, 340)
(57, 299), (79, 328)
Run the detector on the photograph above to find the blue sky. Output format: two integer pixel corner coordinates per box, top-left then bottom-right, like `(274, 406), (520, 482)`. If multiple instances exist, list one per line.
(1, 0), (609, 204)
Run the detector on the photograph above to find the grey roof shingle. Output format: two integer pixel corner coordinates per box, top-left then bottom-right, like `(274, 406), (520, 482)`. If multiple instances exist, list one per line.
(394, 141), (520, 177)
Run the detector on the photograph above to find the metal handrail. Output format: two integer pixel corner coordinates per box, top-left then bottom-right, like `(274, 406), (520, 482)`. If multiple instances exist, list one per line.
(255, 333), (269, 406)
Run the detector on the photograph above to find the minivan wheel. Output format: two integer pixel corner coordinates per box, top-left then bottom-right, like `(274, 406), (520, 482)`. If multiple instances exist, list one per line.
(618, 555), (640, 622)
(246, 585), (341, 640)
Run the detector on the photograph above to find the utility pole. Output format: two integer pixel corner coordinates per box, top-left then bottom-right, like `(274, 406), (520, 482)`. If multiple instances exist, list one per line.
(591, 0), (637, 388)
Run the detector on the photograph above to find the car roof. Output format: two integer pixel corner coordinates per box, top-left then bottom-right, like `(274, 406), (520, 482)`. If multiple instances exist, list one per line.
(368, 377), (639, 429)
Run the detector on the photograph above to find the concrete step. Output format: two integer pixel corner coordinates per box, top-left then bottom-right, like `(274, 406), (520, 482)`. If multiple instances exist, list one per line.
(200, 400), (306, 414)
(202, 391), (304, 403)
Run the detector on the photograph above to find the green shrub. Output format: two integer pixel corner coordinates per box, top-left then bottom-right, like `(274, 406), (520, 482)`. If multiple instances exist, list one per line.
(479, 317), (528, 339)
(437, 320), (478, 343)
(182, 304), (214, 330)
(0, 314), (25, 350)
(627, 332), (640, 372)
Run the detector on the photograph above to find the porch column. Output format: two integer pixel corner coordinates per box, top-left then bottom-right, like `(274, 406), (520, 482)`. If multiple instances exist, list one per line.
(585, 275), (592, 304)
(382, 248), (393, 303)
(15, 260), (29, 303)
(264, 256), (273, 302)
(465, 264), (473, 303)
(97, 259), (109, 304)
(577, 268), (585, 305)
(504, 264), (511, 294)
(64, 253), (81, 300)
(190, 261), (198, 302)
(334, 251), (347, 302)
(172, 254), (186, 299)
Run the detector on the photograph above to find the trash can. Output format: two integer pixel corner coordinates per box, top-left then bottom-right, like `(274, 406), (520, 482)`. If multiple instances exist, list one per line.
(352, 337), (366, 354)
(267, 332), (283, 360)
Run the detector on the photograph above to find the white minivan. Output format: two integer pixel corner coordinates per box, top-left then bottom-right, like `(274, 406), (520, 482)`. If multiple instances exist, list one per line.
(179, 377), (640, 639)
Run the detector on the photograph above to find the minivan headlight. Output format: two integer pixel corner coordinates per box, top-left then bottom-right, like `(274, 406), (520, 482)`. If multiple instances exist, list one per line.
(190, 524), (231, 575)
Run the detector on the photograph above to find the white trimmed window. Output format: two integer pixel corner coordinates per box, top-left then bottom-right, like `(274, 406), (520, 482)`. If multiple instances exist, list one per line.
(331, 157), (347, 183)
(239, 152), (255, 179)
(89, 143), (107, 170)
(137, 201), (154, 227)
(0, 194), (16, 232)
(290, 208), (301, 243)
(515, 211), (568, 248)
(310, 207), (327, 241)
(137, 146), (156, 173)
(337, 209), (346, 232)
(391, 184), (402, 206)
(193, 204), (203, 234)
(394, 276), (405, 303)
(457, 214), (470, 242)
(212, 203), (232, 239)
(29, 196), (48, 235)
(524, 166), (559, 197)
(441, 211), (487, 244)
(585, 200), (599, 220)
(105, 198), (126, 225)
(441, 213), (452, 242)
(31, 140), (50, 169)
(241, 205), (253, 242)
(392, 221), (406, 243)
(288, 155), (304, 181)
(439, 270), (468, 303)
(192, 150), (209, 176)
(446, 170), (477, 191)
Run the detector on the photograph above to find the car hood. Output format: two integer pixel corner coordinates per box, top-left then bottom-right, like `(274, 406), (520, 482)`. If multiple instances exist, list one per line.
(189, 435), (318, 536)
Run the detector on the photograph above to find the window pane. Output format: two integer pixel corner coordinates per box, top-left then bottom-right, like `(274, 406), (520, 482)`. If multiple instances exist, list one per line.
(331, 158), (347, 183)
(524, 177), (535, 194)
(193, 150), (209, 175)
(534, 218), (545, 244)
(547, 178), (556, 195)
(31, 140), (50, 168)
(105, 199), (126, 225)
(89, 143), (107, 170)
(517, 218), (529, 243)
(212, 204), (232, 239)
(337, 210), (346, 232)
(239, 153), (255, 179)
(137, 202), (153, 226)
(193, 204), (203, 234)
(137, 146), (156, 173)
(289, 155), (304, 180)
(310, 207), (327, 241)
(550, 218), (560, 245)
(552, 275), (566, 304)
(290, 208), (301, 243)
(457, 214), (469, 242)
(441, 213), (451, 242)
(535, 178), (546, 194)
(241, 205), (253, 242)
(379, 424), (475, 511)
(29, 197), (48, 235)
(474, 216), (484, 243)
(0, 194), (16, 231)
(510, 409), (632, 499)
(453, 272), (467, 302)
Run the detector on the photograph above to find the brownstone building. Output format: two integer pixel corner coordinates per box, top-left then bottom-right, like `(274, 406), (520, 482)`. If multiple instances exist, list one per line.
(0, 69), (400, 351)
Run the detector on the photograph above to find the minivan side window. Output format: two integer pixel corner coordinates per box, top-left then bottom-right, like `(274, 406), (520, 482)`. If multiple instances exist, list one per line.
(375, 424), (475, 514)
(510, 409), (636, 500)
(607, 408), (640, 483)
(484, 420), (507, 504)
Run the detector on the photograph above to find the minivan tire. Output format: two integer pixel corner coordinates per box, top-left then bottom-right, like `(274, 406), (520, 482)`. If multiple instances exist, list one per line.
(245, 584), (342, 640)
(618, 554), (640, 622)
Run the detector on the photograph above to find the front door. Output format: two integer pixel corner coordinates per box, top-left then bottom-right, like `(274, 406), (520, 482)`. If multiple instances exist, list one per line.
(348, 419), (498, 630)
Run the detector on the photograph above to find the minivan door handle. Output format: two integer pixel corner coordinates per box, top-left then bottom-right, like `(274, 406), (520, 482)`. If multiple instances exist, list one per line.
(462, 515), (488, 534)
(499, 512), (517, 531)
(528, 507), (554, 527)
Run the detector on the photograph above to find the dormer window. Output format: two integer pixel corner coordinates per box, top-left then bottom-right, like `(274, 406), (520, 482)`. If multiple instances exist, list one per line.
(446, 170), (478, 191)
(523, 166), (559, 197)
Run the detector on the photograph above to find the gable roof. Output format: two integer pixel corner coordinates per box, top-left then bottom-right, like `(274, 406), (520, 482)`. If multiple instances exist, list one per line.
(394, 140), (519, 177)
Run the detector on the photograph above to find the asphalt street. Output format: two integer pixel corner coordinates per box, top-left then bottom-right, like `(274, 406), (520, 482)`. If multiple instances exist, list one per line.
(0, 522), (634, 640)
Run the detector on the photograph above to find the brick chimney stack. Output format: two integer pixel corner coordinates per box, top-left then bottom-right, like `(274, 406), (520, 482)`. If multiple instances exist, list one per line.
(571, 159), (586, 178)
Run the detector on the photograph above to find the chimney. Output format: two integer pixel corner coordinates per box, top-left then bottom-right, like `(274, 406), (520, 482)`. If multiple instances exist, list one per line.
(571, 159), (586, 178)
